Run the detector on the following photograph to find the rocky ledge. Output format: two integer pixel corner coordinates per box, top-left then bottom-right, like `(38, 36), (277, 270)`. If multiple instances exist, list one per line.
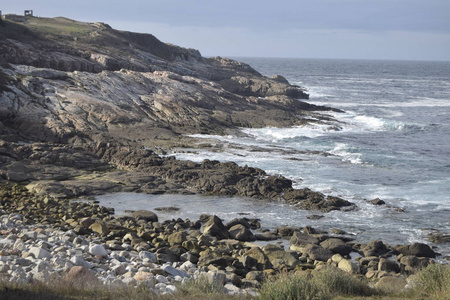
(0, 15), (348, 211)
(0, 184), (442, 296)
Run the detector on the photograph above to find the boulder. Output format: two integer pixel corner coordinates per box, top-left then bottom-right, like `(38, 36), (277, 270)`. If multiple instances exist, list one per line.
(263, 244), (299, 268)
(399, 255), (430, 271)
(361, 240), (389, 257)
(130, 210), (158, 222)
(244, 247), (272, 270)
(303, 244), (333, 262)
(228, 224), (255, 241)
(338, 259), (360, 274)
(290, 231), (319, 251)
(320, 238), (352, 256)
(378, 258), (400, 273)
(395, 243), (436, 258)
(89, 221), (110, 236)
(375, 276), (407, 293)
(167, 231), (188, 246)
(65, 266), (101, 287)
(202, 215), (229, 240)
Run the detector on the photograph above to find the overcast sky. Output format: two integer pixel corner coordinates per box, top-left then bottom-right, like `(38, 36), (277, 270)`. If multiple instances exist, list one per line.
(3, 0), (450, 61)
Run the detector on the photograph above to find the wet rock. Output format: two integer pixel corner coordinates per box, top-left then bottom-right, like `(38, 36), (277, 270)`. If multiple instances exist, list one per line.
(370, 198), (386, 205)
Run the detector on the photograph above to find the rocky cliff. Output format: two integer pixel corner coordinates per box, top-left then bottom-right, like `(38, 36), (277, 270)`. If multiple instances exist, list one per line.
(0, 15), (351, 211)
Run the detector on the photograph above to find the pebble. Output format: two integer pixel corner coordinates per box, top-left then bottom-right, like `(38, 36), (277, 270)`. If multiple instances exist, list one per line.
(0, 212), (255, 296)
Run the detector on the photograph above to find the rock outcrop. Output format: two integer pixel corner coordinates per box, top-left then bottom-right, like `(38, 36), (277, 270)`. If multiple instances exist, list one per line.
(0, 15), (353, 211)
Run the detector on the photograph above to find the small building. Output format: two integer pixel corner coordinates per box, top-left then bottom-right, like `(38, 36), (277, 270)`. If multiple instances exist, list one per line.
(24, 10), (33, 17)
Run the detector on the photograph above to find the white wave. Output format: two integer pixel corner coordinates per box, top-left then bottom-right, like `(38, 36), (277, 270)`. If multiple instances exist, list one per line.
(330, 143), (363, 164)
(241, 125), (336, 141)
(309, 98), (450, 108)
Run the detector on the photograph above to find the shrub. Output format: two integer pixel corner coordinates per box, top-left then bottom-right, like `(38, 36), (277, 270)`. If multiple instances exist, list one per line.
(411, 263), (450, 300)
(258, 272), (326, 300)
(313, 266), (375, 297)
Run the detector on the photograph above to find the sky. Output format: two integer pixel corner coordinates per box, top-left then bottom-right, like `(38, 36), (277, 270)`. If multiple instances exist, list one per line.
(2, 0), (450, 61)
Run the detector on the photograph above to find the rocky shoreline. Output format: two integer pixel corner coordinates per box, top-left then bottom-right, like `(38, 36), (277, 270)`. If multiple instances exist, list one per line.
(0, 15), (448, 297)
(0, 184), (443, 296)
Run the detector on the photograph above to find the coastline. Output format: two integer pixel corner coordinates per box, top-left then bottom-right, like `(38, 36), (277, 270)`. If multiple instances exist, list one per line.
(1, 15), (449, 298)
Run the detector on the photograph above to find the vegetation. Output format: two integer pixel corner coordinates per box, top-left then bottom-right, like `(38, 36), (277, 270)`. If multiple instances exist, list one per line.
(1, 264), (450, 300)
(409, 264), (450, 300)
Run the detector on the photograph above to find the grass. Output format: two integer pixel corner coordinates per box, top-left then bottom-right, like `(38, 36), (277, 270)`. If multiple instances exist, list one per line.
(258, 272), (324, 300)
(1, 264), (450, 300)
(258, 267), (377, 300)
(408, 264), (450, 300)
(0, 277), (251, 300)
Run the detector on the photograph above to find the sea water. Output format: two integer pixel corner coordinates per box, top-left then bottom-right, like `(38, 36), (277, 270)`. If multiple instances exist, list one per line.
(97, 59), (450, 255)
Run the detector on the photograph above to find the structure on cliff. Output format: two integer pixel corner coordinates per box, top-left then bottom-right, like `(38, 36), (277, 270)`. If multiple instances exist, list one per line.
(24, 10), (33, 17)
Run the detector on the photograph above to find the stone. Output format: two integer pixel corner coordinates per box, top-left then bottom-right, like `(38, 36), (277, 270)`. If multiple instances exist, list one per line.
(167, 231), (188, 246)
(89, 244), (108, 257)
(320, 238), (352, 256)
(139, 251), (157, 263)
(156, 274), (169, 283)
(89, 221), (110, 236)
(303, 244), (333, 262)
(112, 264), (127, 275)
(204, 270), (227, 286)
(395, 243), (436, 258)
(246, 271), (264, 282)
(378, 258), (400, 273)
(338, 259), (360, 274)
(228, 224), (255, 241)
(375, 276), (407, 293)
(134, 271), (155, 281)
(370, 198), (386, 205)
(29, 247), (52, 259)
(361, 240), (389, 257)
(399, 255), (430, 271)
(65, 266), (100, 287)
(70, 256), (91, 269)
(263, 245), (299, 269)
(290, 232), (319, 251)
(202, 215), (229, 240)
(224, 283), (241, 295)
(163, 265), (189, 278)
(244, 247), (272, 270)
(131, 210), (158, 222)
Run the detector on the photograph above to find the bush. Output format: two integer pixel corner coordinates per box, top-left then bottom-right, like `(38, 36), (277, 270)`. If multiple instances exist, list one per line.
(258, 272), (326, 300)
(411, 264), (450, 300)
(313, 266), (375, 297)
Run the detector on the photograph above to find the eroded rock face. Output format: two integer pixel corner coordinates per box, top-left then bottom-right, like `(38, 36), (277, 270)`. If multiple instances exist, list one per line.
(0, 16), (352, 212)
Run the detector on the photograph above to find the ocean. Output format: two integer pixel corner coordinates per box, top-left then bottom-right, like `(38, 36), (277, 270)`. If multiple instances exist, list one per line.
(97, 58), (450, 256)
